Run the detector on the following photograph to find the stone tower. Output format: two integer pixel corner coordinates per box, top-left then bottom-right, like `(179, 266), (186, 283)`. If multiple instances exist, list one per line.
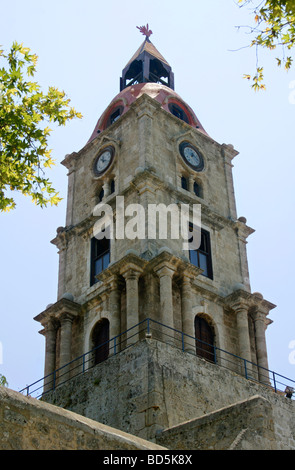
(34, 30), (278, 442)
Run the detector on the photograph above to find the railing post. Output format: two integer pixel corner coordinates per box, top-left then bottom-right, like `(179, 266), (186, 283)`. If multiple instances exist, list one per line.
(147, 318), (150, 336)
(182, 331), (185, 352)
(213, 346), (217, 364)
(273, 371), (277, 393)
(244, 359), (248, 380)
(82, 354), (85, 373)
(53, 370), (56, 391)
(114, 336), (117, 356)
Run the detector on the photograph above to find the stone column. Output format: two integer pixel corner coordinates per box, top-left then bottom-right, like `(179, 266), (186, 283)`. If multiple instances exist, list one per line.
(181, 273), (195, 352)
(103, 178), (111, 198)
(43, 318), (57, 392)
(121, 267), (142, 345)
(253, 309), (269, 382)
(155, 264), (176, 340)
(233, 302), (253, 377)
(108, 275), (121, 353)
(188, 175), (194, 193)
(59, 313), (74, 383)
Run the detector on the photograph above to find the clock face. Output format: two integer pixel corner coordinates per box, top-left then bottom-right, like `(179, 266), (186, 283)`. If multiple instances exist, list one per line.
(94, 146), (114, 175)
(179, 142), (204, 171)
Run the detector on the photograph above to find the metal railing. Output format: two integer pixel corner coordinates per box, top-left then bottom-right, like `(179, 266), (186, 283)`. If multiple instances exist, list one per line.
(20, 318), (295, 400)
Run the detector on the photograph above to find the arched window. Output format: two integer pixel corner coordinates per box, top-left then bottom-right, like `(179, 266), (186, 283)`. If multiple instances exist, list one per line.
(108, 106), (124, 127)
(194, 316), (215, 362)
(168, 102), (189, 123)
(91, 319), (110, 365)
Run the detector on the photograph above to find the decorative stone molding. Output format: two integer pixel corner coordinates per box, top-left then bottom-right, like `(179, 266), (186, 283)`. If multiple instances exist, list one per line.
(34, 297), (81, 327)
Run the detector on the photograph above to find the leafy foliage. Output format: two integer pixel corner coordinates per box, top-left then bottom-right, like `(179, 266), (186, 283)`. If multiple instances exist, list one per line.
(0, 42), (82, 211)
(0, 374), (8, 387)
(237, 0), (295, 89)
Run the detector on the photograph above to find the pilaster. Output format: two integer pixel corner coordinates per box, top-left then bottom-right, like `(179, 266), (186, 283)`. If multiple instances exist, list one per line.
(43, 318), (58, 392)
(121, 266), (143, 345)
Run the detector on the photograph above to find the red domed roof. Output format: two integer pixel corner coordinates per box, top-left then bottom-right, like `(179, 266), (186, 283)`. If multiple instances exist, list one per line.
(88, 83), (207, 143)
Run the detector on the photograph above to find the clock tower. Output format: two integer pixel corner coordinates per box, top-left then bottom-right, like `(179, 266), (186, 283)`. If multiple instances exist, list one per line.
(34, 28), (277, 442)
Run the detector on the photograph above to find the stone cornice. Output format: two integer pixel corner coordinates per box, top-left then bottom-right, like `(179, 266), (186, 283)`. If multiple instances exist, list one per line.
(51, 215), (97, 248)
(51, 165), (254, 251)
(97, 250), (148, 280)
(34, 298), (81, 326)
(221, 143), (239, 163)
(224, 289), (276, 315)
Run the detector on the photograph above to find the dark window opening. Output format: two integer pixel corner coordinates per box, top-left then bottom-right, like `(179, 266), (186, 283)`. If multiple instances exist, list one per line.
(98, 188), (104, 202)
(149, 58), (169, 85)
(194, 316), (215, 362)
(90, 236), (110, 286)
(110, 107), (123, 125)
(194, 181), (202, 198)
(92, 319), (110, 365)
(189, 228), (213, 279)
(110, 179), (115, 194)
(125, 59), (143, 87)
(168, 103), (189, 124)
(181, 176), (188, 190)
(106, 106), (124, 128)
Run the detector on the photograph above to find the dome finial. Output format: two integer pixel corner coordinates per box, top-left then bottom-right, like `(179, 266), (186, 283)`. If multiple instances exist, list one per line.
(136, 24), (153, 39)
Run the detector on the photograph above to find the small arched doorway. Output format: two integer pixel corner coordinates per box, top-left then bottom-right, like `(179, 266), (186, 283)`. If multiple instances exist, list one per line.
(194, 316), (215, 363)
(91, 318), (110, 365)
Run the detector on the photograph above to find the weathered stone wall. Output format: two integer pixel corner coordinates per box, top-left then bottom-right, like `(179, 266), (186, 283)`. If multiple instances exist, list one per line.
(43, 339), (295, 449)
(156, 395), (278, 450)
(0, 386), (166, 451)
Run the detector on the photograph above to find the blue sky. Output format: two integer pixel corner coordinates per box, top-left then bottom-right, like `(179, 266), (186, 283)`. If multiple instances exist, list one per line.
(1, 0), (294, 392)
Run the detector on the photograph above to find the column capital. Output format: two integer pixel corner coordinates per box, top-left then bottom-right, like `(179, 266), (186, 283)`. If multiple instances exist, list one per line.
(106, 274), (121, 291)
(225, 288), (252, 310)
(150, 248), (180, 278)
(154, 263), (176, 279)
(44, 316), (59, 332)
(120, 264), (143, 281)
(180, 263), (202, 282)
(225, 289), (276, 316)
(58, 311), (76, 324)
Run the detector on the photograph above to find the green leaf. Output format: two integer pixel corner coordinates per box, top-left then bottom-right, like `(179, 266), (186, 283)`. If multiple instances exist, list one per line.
(0, 42), (82, 212)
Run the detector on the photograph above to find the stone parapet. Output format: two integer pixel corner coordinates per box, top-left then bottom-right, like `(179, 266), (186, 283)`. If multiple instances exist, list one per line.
(0, 386), (166, 451)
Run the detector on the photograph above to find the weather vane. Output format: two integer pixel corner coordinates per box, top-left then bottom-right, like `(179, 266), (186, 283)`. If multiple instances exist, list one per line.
(136, 24), (153, 39)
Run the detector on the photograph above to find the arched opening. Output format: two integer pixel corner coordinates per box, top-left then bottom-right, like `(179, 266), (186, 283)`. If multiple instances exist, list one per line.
(168, 102), (189, 123)
(106, 106), (124, 128)
(124, 59), (143, 87)
(194, 316), (215, 362)
(149, 58), (169, 85)
(91, 318), (110, 365)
